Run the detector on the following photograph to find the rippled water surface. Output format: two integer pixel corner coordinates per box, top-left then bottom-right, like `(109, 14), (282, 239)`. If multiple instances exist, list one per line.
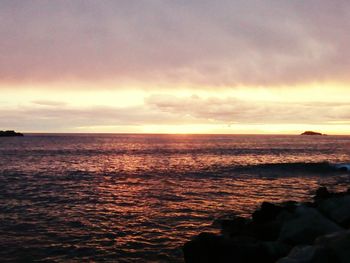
(1, 134), (350, 262)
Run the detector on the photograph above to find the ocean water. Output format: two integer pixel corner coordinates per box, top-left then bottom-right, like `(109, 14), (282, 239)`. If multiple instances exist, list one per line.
(0, 134), (350, 262)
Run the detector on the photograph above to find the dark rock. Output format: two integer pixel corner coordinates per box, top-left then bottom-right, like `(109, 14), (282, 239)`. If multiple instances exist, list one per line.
(219, 216), (251, 238)
(184, 188), (350, 263)
(183, 232), (230, 263)
(183, 232), (273, 263)
(277, 230), (350, 263)
(263, 241), (292, 261)
(317, 195), (350, 228)
(316, 230), (350, 263)
(252, 220), (282, 241)
(314, 187), (331, 200)
(278, 206), (343, 245)
(280, 201), (298, 212)
(277, 245), (338, 263)
(253, 202), (283, 224)
(251, 202), (298, 241)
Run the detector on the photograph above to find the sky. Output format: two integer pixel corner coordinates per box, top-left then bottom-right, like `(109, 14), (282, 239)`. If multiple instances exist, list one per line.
(1, 0), (350, 134)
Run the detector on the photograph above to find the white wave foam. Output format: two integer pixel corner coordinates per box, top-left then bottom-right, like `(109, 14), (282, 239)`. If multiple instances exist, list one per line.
(334, 164), (350, 171)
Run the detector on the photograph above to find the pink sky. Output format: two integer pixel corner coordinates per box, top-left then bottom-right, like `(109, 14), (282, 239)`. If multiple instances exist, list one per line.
(1, 1), (350, 134)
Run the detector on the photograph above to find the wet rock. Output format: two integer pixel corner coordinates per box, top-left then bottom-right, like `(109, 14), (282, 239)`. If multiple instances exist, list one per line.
(263, 241), (292, 261)
(315, 230), (350, 263)
(317, 195), (350, 228)
(183, 232), (231, 263)
(252, 220), (281, 241)
(252, 202), (298, 241)
(278, 206), (343, 245)
(280, 201), (298, 212)
(314, 187), (331, 200)
(183, 188), (350, 263)
(219, 216), (251, 238)
(277, 230), (350, 263)
(183, 232), (273, 263)
(276, 245), (336, 263)
(249, 202), (286, 241)
(252, 202), (283, 224)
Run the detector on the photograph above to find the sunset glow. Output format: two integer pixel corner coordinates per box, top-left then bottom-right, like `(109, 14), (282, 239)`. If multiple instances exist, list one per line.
(2, 2), (350, 262)
(1, 1), (350, 134)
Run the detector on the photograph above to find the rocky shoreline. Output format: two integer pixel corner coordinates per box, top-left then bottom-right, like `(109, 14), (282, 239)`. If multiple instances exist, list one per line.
(183, 187), (350, 263)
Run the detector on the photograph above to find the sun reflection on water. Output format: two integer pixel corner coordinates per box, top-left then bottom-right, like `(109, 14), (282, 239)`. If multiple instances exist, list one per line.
(0, 134), (349, 261)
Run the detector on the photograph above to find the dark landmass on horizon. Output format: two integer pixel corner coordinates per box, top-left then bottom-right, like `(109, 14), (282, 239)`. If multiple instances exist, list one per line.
(0, 130), (24, 137)
(301, 131), (326, 136)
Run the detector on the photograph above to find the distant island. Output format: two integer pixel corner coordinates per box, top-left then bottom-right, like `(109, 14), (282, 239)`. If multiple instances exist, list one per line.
(0, 130), (24, 137)
(301, 131), (325, 136)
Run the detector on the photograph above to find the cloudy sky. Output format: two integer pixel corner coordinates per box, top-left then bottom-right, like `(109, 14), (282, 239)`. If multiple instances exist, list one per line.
(1, 0), (350, 134)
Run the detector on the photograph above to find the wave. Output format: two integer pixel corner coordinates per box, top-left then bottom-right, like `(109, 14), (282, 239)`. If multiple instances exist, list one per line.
(234, 162), (350, 174)
(333, 163), (350, 172)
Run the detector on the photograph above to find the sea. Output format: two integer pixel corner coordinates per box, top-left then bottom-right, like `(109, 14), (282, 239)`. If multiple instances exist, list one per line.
(1, 134), (350, 262)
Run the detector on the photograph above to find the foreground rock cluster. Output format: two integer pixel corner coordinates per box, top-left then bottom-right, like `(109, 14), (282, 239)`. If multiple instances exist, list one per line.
(183, 187), (350, 263)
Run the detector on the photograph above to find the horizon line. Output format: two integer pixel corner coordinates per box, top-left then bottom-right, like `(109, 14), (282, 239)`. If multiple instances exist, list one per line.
(17, 132), (349, 136)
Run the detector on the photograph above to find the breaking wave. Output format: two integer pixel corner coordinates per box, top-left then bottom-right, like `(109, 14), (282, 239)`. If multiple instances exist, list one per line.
(234, 162), (350, 174)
